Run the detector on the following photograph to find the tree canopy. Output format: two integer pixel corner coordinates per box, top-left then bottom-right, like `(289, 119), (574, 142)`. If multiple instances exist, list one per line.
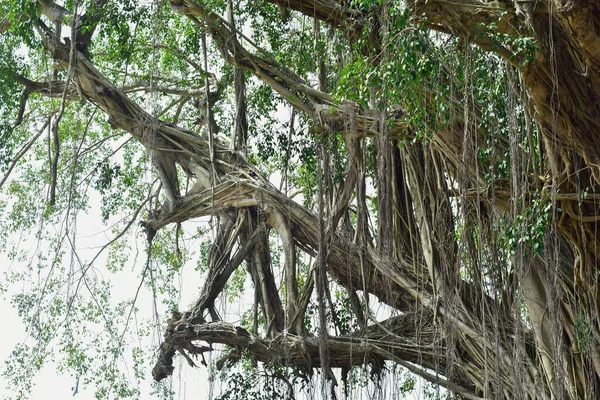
(1, 0), (600, 399)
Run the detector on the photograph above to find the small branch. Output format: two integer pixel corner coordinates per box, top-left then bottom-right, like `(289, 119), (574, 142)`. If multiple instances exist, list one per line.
(49, 119), (60, 206)
(13, 90), (29, 128)
(290, 266), (314, 334)
(16, 76), (78, 98)
(0, 119), (49, 189)
(65, 195), (150, 318)
(122, 81), (212, 97)
(49, 4), (80, 206)
(39, 0), (70, 23)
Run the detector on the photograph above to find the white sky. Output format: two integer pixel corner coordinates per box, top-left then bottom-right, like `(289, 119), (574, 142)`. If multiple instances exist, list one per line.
(0, 178), (215, 399)
(0, 225), (214, 399)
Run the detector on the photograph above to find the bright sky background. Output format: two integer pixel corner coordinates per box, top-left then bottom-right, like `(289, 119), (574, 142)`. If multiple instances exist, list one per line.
(0, 181), (216, 399)
(0, 221), (215, 399)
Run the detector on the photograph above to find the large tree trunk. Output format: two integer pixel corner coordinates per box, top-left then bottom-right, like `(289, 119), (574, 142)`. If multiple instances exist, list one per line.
(410, 1), (600, 398)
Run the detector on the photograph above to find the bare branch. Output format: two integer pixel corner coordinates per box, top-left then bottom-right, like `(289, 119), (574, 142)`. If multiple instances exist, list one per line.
(0, 120), (49, 190)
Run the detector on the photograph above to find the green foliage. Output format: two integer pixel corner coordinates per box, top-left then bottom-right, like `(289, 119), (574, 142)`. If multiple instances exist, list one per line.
(216, 355), (302, 400)
(94, 161), (121, 194)
(336, 8), (441, 137)
(0, 34), (25, 169)
(2, 343), (38, 400)
(225, 264), (247, 301)
(574, 317), (594, 353)
(422, 381), (451, 399)
(3, 271), (148, 399)
(474, 20), (538, 67)
(503, 198), (554, 255)
(1, 0), (39, 48)
(216, 371), (287, 400)
(333, 288), (359, 334)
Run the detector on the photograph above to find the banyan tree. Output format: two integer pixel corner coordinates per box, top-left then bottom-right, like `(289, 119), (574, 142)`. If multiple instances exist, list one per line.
(1, 0), (599, 398)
